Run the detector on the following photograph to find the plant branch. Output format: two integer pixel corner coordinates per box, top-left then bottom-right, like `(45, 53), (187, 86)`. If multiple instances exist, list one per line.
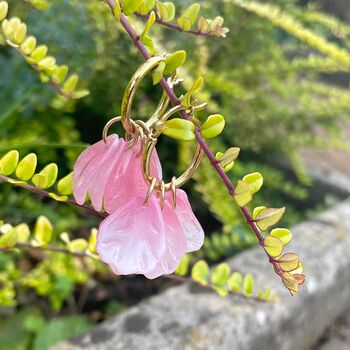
(0, 174), (106, 218)
(135, 12), (217, 38)
(104, 4), (284, 277)
(0, 242), (266, 302)
(0, 30), (78, 100)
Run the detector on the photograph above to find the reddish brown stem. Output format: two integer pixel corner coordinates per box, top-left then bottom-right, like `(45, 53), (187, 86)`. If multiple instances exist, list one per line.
(103, 3), (284, 277)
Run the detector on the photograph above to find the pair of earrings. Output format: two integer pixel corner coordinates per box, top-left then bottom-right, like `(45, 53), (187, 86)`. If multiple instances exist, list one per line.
(72, 56), (204, 278)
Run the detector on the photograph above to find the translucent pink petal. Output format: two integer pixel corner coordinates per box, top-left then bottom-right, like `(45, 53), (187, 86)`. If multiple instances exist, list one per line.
(173, 190), (204, 252)
(144, 197), (187, 278)
(73, 134), (123, 211)
(97, 194), (167, 276)
(103, 141), (162, 214)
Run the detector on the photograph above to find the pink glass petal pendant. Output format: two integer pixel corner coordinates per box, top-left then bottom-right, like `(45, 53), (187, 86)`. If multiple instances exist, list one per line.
(173, 189), (204, 252)
(97, 193), (167, 277)
(103, 141), (162, 214)
(73, 134), (124, 211)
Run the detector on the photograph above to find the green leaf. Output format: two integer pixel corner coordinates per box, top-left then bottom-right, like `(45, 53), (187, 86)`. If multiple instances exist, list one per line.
(270, 228), (292, 246)
(258, 287), (271, 301)
(234, 180), (252, 207)
(30, 45), (48, 63)
(227, 272), (243, 292)
(34, 215), (53, 245)
(200, 114), (225, 139)
(263, 235), (283, 257)
(14, 23), (27, 44)
(15, 223), (30, 243)
(0, 228), (18, 248)
(175, 254), (190, 276)
(20, 36), (37, 55)
(152, 61), (166, 85)
(252, 206), (266, 220)
(191, 260), (209, 286)
(162, 118), (195, 141)
(15, 153), (37, 181)
(114, 0), (121, 20)
(57, 172), (73, 196)
(182, 3), (200, 25)
(278, 253), (299, 272)
(256, 207), (286, 231)
(0, 1), (9, 22)
(141, 34), (154, 55)
(177, 16), (192, 31)
(123, 0), (142, 15)
(68, 238), (88, 253)
(156, 1), (175, 21)
(281, 272), (298, 295)
(243, 172), (263, 194)
(243, 274), (254, 297)
(215, 152), (234, 173)
(88, 228), (98, 253)
(138, 0), (156, 15)
(48, 192), (68, 202)
(163, 50), (186, 75)
(182, 76), (203, 107)
(32, 163), (58, 189)
(63, 74), (79, 92)
(140, 10), (156, 40)
(210, 16), (224, 31)
(218, 147), (240, 167)
(0, 150), (19, 176)
(52, 65), (68, 84)
(211, 263), (230, 287)
(198, 17), (209, 33)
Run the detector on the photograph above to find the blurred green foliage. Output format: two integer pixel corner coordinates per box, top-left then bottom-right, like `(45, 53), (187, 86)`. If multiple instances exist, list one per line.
(0, 0), (350, 345)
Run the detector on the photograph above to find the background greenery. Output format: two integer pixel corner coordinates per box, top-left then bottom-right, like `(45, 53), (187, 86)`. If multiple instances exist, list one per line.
(0, 0), (349, 348)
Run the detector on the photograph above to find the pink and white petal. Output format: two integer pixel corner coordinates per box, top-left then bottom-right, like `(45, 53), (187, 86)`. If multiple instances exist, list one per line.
(174, 189), (204, 252)
(144, 198), (187, 279)
(97, 194), (167, 276)
(73, 135), (120, 206)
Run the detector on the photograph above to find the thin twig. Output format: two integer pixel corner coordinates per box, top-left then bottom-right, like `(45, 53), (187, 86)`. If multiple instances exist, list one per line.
(0, 30), (78, 99)
(0, 174), (106, 218)
(135, 12), (218, 38)
(0, 242), (265, 302)
(104, 4), (284, 277)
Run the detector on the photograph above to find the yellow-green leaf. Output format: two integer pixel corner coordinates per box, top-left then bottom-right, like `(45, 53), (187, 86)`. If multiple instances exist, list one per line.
(164, 50), (186, 75)
(138, 0), (156, 15)
(88, 228), (97, 253)
(30, 45), (48, 62)
(191, 260), (209, 286)
(0, 150), (19, 176)
(162, 118), (195, 141)
(281, 272), (299, 294)
(182, 76), (203, 107)
(57, 172), (73, 196)
(177, 16), (192, 31)
(215, 152), (234, 173)
(211, 263), (230, 287)
(48, 192), (68, 202)
(234, 180), (252, 207)
(175, 254), (190, 276)
(227, 271), (242, 292)
(0, 229), (17, 248)
(243, 172), (263, 194)
(253, 206), (266, 219)
(52, 65), (68, 84)
(68, 238), (88, 253)
(34, 216), (53, 245)
(15, 153), (37, 181)
(270, 228), (292, 246)
(243, 274), (254, 297)
(218, 147), (240, 167)
(14, 23), (27, 44)
(156, 1), (175, 21)
(256, 207), (286, 231)
(263, 235), (283, 257)
(114, 0), (121, 20)
(278, 253), (299, 272)
(198, 17), (209, 33)
(123, 0), (142, 15)
(32, 163), (58, 189)
(182, 3), (200, 24)
(200, 114), (225, 139)
(63, 74), (79, 92)
(15, 223), (30, 243)
(140, 10), (156, 40)
(152, 60), (165, 85)
(141, 34), (154, 55)
(0, 1), (9, 22)
(20, 36), (37, 55)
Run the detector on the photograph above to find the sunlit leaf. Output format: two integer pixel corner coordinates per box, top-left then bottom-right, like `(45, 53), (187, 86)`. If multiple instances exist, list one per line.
(243, 172), (263, 194)
(255, 207), (285, 231)
(191, 260), (209, 286)
(263, 235), (283, 257)
(270, 228), (292, 246)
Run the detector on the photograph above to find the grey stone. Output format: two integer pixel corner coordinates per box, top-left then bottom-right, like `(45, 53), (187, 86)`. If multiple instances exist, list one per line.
(53, 198), (350, 350)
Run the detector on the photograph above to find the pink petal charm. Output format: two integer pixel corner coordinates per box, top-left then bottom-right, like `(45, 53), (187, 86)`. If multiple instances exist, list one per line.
(72, 135), (124, 211)
(103, 141), (162, 214)
(97, 194), (168, 277)
(173, 190), (205, 252)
